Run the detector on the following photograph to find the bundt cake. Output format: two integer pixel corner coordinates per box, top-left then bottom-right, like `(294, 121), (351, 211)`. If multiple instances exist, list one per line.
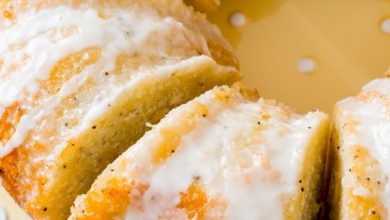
(0, 0), (240, 219)
(328, 77), (390, 219)
(70, 85), (329, 220)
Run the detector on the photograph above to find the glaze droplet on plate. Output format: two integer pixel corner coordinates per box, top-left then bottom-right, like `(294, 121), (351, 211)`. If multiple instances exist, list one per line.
(229, 12), (246, 27)
(381, 18), (390, 34)
(297, 58), (316, 74)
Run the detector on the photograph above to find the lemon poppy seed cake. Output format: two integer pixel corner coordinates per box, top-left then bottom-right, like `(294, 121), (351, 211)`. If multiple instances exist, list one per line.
(0, 0), (240, 219)
(70, 85), (329, 220)
(329, 77), (390, 219)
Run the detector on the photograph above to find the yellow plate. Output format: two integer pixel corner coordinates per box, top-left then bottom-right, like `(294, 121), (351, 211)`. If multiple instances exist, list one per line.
(210, 0), (390, 113)
(1, 0), (390, 219)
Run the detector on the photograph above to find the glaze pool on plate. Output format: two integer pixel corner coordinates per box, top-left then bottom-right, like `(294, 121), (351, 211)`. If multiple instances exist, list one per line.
(1, 0), (390, 219)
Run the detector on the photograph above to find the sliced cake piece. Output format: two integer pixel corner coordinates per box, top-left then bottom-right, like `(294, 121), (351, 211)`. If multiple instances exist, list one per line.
(70, 85), (329, 220)
(0, 1), (239, 219)
(328, 77), (390, 219)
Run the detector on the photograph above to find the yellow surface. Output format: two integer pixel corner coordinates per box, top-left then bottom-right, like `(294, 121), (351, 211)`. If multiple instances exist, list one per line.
(210, 0), (390, 113)
(2, 0), (390, 219)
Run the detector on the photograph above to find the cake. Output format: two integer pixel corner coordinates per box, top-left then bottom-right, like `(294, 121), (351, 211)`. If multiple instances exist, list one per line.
(0, 0), (240, 219)
(70, 85), (329, 220)
(328, 77), (390, 219)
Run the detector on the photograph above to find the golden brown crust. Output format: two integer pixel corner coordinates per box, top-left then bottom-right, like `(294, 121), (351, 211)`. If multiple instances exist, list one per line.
(1, 149), (24, 202)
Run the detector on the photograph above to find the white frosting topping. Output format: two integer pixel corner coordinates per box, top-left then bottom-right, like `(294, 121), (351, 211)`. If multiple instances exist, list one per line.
(125, 95), (326, 220)
(337, 78), (390, 209)
(353, 186), (370, 198)
(0, 5), (210, 157)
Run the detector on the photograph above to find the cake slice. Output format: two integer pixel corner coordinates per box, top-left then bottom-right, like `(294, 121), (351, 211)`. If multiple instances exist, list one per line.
(328, 77), (390, 219)
(70, 85), (329, 220)
(0, 1), (239, 219)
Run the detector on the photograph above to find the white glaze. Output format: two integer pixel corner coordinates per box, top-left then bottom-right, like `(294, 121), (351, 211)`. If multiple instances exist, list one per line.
(353, 186), (370, 197)
(337, 78), (390, 209)
(229, 12), (246, 27)
(381, 18), (390, 34)
(124, 91), (326, 220)
(297, 58), (316, 74)
(0, 4), (211, 157)
(0, 205), (6, 220)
